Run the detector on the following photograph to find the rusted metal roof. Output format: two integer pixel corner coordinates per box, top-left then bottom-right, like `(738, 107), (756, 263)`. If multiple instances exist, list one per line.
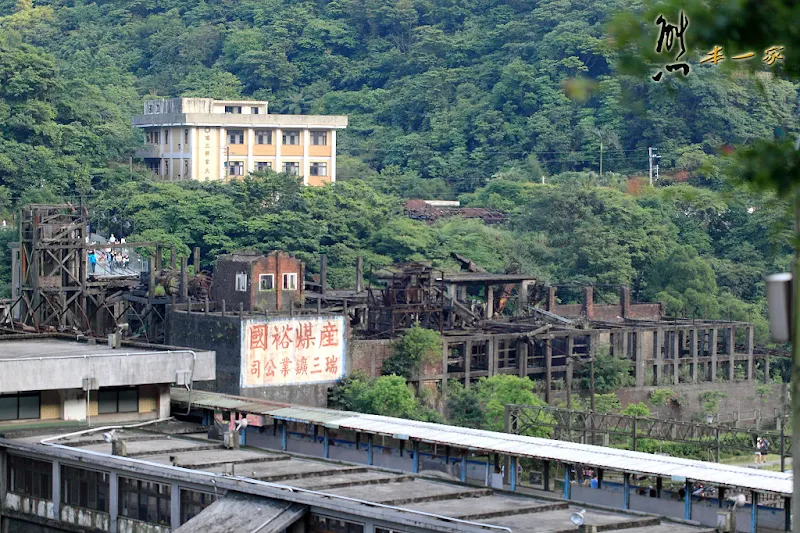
(172, 389), (792, 496)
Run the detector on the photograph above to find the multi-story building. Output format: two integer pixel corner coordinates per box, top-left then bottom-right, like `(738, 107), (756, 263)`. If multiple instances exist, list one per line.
(132, 98), (348, 185)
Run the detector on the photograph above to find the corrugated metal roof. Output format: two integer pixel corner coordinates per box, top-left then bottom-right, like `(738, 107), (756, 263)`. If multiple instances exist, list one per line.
(172, 389), (792, 496)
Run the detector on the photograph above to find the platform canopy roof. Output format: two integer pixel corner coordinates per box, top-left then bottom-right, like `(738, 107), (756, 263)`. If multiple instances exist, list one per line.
(173, 389), (792, 496)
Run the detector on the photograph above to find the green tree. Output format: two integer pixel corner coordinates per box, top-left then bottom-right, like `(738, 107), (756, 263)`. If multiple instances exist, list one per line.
(473, 375), (553, 436)
(382, 324), (442, 380)
(620, 402), (651, 417)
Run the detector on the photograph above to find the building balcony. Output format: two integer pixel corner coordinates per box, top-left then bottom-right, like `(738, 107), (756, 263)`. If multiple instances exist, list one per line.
(134, 145), (160, 159)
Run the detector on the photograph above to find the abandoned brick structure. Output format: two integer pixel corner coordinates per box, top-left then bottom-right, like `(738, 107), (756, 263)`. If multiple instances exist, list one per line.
(212, 250), (304, 313)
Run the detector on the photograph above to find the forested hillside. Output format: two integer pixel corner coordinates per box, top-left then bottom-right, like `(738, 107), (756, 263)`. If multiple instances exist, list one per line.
(0, 0), (797, 342)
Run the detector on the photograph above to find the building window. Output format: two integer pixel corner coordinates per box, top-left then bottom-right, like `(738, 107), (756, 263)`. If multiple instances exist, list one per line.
(163, 159), (169, 177)
(310, 163), (327, 177)
(7, 455), (52, 500)
(256, 162), (272, 172)
(163, 130), (169, 145)
(228, 130), (244, 145)
(62, 466), (109, 512)
(146, 131), (160, 144)
(255, 130), (272, 145)
(310, 131), (328, 146)
(146, 160), (159, 175)
(180, 489), (217, 525)
(282, 130), (300, 145)
(235, 272), (248, 291)
(282, 162), (299, 176)
(184, 129), (189, 145)
(282, 273), (297, 290)
(259, 274), (274, 291)
(251, 106), (260, 115)
(98, 388), (138, 414)
(308, 514), (364, 533)
(227, 161), (244, 176)
(0, 392), (40, 420)
(119, 477), (170, 526)
(224, 106), (242, 114)
(183, 160), (189, 178)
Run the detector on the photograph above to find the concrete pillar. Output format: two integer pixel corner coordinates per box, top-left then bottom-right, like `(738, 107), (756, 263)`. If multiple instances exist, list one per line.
(545, 340), (552, 404)
(635, 332), (645, 388)
(302, 129), (310, 185)
(566, 336), (574, 406)
(488, 338), (498, 376)
(52, 460), (61, 519)
(764, 355), (771, 384)
(464, 340), (472, 387)
(747, 325), (755, 381)
(518, 281), (530, 314)
(546, 287), (556, 311)
(246, 127), (254, 174)
(691, 329), (698, 383)
(109, 471), (119, 533)
(413, 441), (420, 473)
(582, 286), (594, 320)
(620, 286), (631, 319)
(171, 483), (181, 530)
(672, 332), (680, 386)
(320, 254), (327, 296)
(654, 329), (663, 384)
(355, 256), (363, 293)
(623, 472), (630, 510)
(751, 492), (758, 533)
(518, 339), (528, 378)
(510, 457), (517, 491)
(330, 129), (337, 182)
(367, 435), (374, 466)
(442, 339), (449, 384)
(728, 328), (735, 381)
(685, 480), (692, 520)
(323, 428), (330, 459)
(710, 328), (718, 382)
(486, 284), (494, 319)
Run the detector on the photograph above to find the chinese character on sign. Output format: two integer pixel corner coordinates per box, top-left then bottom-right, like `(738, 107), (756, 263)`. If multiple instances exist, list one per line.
(310, 356), (322, 374)
(250, 325), (268, 350)
(763, 46), (784, 65)
(320, 321), (339, 347)
(732, 51), (755, 60)
(295, 322), (315, 349)
(652, 11), (691, 82)
(264, 358), (276, 378)
(700, 45), (724, 65)
(296, 356), (308, 375)
(249, 360), (261, 378)
(271, 324), (292, 350)
(325, 356), (339, 375)
(280, 357), (291, 377)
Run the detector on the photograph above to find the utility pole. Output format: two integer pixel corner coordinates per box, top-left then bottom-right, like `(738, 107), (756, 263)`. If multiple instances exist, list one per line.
(599, 140), (603, 179)
(648, 147), (653, 186)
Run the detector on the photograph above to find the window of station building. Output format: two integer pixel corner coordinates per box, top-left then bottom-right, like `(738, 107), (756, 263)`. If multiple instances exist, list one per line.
(251, 106), (260, 115)
(259, 273), (275, 291)
(7, 455), (52, 500)
(62, 465), (109, 512)
(119, 477), (171, 526)
(164, 130), (169, 145)
(98, 387), (138, 414)
(227, 161), (244, 176)
(146, 131), (160, 144)
(310, 162), (327, 176)
(163, 159), (169, 177)
(308, 514), (364, 533)
(146, 160), (160, 175)
(184, 129), (189, 145)
(224, 105), (242, 114)
(256, 162), (272, 172)
(282, 130), (300, 145)
(180, 489), (217, 524)
(282, 162), (300, 176)
(310, 131), (328, 146)
(235, 272), (248, 291)
(183, 160), (189, 178)
(0, 392), (40, 421)
(255, 130), (272, 145)
(228, 129), (244, 145)
(282, 273), (297, 290)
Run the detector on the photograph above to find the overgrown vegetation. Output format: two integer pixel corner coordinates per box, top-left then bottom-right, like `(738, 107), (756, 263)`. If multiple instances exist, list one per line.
(381, 324), (442, 379)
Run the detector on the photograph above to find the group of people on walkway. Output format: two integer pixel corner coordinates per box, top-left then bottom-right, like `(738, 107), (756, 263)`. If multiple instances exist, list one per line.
(88, 234), (129, 274)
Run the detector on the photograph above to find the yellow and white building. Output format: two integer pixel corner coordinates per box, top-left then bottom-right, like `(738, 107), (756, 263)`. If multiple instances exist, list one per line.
(132, 98), (348, 185)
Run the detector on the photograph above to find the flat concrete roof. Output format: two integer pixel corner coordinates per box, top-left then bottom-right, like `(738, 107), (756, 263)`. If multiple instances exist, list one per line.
(0, 338), (176, 359)
(11, 428), (714, 533)
(0, 338), (215, 393)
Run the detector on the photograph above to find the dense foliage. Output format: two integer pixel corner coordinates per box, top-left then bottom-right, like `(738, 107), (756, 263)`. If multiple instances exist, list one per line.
(0, 0), (796, 341)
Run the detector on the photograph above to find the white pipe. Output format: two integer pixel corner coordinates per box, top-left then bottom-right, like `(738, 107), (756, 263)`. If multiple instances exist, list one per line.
(39, 417), (173, 445)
